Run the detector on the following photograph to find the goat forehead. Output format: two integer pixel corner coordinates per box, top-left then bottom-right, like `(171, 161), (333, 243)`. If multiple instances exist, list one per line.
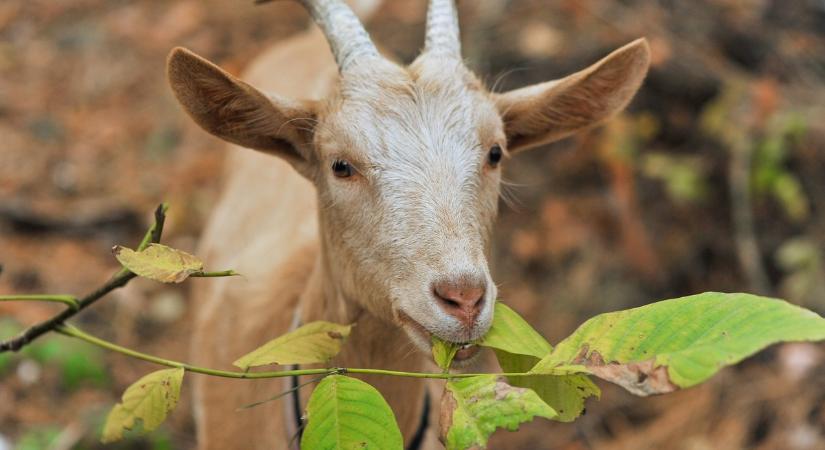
(369, 102), (485, 192)
(330, 76), (497, 159)
(376, 92), (493, 204)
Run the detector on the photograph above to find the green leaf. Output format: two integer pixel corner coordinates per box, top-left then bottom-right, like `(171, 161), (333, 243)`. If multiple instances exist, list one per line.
(533, 292), (825, 396)
(102, 368), (184, 443)
(301, 374), (403, 450)
(479, 302), (597, 422)
(479, 302), (552, 358)
(441, 375), (557, 450)
(432, 336), (459, 371)
(495, 350), (598, 422)
(113, 243), (203, 283)
(233, 321), (352, 370)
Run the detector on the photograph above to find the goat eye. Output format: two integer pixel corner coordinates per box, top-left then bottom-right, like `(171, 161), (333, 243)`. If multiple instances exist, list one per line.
(487, 145), (503, 167)
(331, 159), (354, 178)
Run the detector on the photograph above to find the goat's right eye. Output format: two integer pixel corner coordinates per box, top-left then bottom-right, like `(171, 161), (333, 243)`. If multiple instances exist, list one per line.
(331, 160), (354, 178)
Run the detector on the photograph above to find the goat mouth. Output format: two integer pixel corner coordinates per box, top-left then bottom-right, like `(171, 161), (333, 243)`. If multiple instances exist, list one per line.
(453, 342), (480, 361)
(396, 311), (481, 363)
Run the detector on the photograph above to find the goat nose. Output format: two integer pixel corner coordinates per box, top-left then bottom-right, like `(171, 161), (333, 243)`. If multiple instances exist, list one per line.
(433, 276), (485, 326)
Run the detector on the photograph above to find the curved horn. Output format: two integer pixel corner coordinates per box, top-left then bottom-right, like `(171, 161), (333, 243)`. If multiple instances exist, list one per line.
(293, 0), (380, 71)
(424, 0), (461, 58)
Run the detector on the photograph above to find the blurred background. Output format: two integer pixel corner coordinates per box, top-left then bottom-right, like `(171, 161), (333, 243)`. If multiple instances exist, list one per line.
(2, 0), (825, 448)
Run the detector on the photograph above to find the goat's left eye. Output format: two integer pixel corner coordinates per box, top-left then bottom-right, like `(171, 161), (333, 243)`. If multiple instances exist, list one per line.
(487, 145), (503, 167)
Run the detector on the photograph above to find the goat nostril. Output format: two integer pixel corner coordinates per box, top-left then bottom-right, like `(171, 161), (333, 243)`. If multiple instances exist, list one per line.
(442, 298), (461, 309)
(433, 278), (486, 323)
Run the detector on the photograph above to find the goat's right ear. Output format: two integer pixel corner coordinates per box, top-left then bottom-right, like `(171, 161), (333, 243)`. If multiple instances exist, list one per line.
(493, 39), (650, 153)
(167, 47), (317, 175)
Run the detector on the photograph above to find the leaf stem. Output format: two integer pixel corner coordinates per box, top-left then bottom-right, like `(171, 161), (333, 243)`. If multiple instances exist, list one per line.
(57, 324), (545, 380)
(190, 270), (239, 278)
(137, 202), (169, 251)
(0, 295), (79, 310)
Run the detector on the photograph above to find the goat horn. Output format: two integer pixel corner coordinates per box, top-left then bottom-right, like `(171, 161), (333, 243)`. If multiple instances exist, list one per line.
(257, 0), (380, 71)
(424, 0), (461, 58)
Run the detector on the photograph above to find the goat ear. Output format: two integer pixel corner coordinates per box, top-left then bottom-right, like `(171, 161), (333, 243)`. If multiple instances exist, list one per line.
(167, 47), (317, 174)
(493, 38), (651, 153)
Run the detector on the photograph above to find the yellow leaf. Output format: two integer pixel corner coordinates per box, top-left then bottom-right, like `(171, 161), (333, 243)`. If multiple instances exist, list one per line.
(101, 368), (185, 443)
(234, 321), (352, 369)
(113, 243), (203, 283)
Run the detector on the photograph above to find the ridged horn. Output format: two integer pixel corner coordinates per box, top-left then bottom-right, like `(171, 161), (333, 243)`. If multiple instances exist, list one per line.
(424, 0), (461, 58)
(258, 0), (380, 71)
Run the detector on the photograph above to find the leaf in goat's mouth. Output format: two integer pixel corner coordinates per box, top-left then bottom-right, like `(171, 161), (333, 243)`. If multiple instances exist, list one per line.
(432, 339), (479, 372)
(431, 336), (460, 371)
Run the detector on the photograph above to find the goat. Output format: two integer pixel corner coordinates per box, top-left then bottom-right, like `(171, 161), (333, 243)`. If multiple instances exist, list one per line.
(166, 0), (650, 448)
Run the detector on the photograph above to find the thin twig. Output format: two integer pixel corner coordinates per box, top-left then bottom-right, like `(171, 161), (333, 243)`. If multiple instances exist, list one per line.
(56, 323), (551, 381)
(237, 375), (325, 410)
(0, 295), (79, 311)
(0, 204), (168, 353)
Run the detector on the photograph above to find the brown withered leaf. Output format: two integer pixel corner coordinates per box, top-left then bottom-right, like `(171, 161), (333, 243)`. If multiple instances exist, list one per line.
(571, 346), (676, 396)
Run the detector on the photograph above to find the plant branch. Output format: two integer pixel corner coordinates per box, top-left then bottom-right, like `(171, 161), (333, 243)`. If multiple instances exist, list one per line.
(0, 295), (79, 310)
(0, 201), (554, 388)
(57, 324), (545, 381)
(0, 204), (168, 353)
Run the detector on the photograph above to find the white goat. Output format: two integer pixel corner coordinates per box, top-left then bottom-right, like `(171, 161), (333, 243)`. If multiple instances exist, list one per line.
(166, 0), (650, 448)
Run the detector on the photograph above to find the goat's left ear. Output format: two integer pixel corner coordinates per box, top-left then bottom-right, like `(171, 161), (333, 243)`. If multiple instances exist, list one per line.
(493, 38), (651, 153)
